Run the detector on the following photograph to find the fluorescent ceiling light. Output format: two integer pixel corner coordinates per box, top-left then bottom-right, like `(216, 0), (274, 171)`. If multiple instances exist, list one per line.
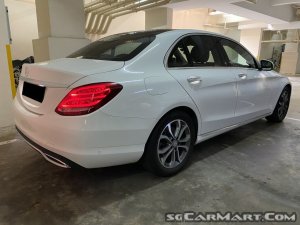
(267, 24), (274, 30)
(135, 0), (147, 4)
(244, 0), (257, 3)
(209, 10), (224, 16)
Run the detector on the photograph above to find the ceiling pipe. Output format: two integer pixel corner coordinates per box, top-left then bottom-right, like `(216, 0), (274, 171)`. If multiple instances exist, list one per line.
(90, 15), (101, 33)
(85, 0), (171, 34)
(104, 0), (168, 15)
(94, 15), (109, 34)
(100, 0), (170, 34)
(86, 13), (95, 32)
(96, 0), (159, 33)
(85, 0), (103, 8)
(85, 0), (125, 14)
(85, 0), (114, 10)
(85, 2), (106, 15)
(92, 1), (137, 15)
(86, 0), (135, 33)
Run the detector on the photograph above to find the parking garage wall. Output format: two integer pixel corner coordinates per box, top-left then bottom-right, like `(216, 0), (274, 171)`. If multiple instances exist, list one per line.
(5, 0), (38, 60)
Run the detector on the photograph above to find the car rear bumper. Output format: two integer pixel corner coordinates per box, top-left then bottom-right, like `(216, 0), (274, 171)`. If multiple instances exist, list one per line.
(14, 97), (156, 168)
(16, 126), (82, 168)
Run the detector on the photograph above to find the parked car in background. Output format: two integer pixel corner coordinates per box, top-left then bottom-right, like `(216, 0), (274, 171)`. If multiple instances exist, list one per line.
(12, 56), (34, 88)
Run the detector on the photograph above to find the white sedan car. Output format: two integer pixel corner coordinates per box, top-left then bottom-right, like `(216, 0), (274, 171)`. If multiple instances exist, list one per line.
(14, 29), (291, 176)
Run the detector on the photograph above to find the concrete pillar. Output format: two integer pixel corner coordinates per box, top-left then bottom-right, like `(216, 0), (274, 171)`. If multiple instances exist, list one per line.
(240, 28), (262, 59)
(33, 0), (90, 62)
(0, 0), (14, 128)
(145, 7), (173, 30)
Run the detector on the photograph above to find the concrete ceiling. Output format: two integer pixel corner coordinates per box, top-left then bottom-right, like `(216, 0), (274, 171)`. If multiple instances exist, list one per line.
(7, 0), (300, 30)
(168, 0), (300, 27)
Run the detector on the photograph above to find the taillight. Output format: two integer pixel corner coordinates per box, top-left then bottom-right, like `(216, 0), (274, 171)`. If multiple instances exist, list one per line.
(55, 82), (122, 116)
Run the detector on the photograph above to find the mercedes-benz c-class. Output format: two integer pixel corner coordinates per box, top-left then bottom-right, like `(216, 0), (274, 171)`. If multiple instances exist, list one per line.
(14, 29), (291, 176)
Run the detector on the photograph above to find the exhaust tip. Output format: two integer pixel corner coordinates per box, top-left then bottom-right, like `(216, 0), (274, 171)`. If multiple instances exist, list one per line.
(16, 126), (83, 169)
(43, 153), (71, 168)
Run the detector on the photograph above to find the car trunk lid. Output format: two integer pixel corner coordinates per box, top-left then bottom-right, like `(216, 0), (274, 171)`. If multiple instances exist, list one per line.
(21, 58), (124, 87)
(18, 58), (124, 115)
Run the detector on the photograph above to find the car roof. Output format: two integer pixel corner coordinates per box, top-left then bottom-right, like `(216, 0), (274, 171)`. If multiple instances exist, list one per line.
(121, 29), (232, 41)
(157, 29), (230, 38)
(114, 29), (225, 38)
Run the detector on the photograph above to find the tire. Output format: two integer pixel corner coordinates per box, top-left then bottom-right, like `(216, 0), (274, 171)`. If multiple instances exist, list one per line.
(266, 86), (291, 122)
(142, 111), (196, 176)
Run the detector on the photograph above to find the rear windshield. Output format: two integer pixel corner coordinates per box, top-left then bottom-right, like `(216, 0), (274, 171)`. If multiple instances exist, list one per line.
(68, 32), (160, 61)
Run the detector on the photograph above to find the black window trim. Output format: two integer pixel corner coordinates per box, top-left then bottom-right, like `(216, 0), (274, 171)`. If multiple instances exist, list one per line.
(168, 35), (224, 68)
(168, 39), (193, 68)
(216, 37), (259, 69)
(164, 33), (260, 70)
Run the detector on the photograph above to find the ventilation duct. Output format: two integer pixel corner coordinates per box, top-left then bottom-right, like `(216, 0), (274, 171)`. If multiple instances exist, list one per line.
(84, 0), (171, 35)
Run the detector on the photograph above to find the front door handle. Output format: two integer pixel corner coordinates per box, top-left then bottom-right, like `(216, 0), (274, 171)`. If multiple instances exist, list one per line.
(187, 76), (202, 85)
(238, 73), (247, 79)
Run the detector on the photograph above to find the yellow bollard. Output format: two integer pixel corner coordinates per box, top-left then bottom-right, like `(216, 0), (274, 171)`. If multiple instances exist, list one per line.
(5, 44), (16, 98)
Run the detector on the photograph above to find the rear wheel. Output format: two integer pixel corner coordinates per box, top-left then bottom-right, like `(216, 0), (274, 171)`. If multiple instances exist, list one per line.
(142, 111), (196, 176)
(266, 86), (291, 122)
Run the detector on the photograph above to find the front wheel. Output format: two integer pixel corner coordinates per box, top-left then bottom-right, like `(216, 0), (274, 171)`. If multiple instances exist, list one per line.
(266, 86), (291, 122)
(142, 111), (196, 176)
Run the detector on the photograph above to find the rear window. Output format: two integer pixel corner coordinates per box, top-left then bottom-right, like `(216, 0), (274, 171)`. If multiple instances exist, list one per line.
(68, 32), (158, 61)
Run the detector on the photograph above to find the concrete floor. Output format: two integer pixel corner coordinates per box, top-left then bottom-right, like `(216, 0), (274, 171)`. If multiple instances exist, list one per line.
(0, 78), (300, 225)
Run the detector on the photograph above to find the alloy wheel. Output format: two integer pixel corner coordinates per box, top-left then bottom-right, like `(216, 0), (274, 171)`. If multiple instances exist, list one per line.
(157, 119), (191, 168)
(278, 90), (290, 120)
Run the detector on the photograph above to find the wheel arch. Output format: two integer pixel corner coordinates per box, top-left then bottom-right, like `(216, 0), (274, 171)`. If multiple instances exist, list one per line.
(140, 105), (200, 163)
(277, 81), (292, 104)
(285, 83), (292, 92)
(147, 105), (200, 146)
(165, 106), (199, 137)
(270, 77), (292, 111)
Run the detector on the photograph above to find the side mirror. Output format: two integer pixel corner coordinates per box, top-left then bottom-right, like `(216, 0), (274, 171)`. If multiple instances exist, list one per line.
(260, 60), (274, 71)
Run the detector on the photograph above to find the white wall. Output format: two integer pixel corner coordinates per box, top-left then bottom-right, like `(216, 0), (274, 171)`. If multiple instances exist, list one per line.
(172, 8), (207, 30)
(239, 28), (262, 58)
(5, 0), (38, 60)
(88, 11), (145, 41)
(145, 7), (172, 30)
(0, 0), (14, 127)
(172, 8), (240, 41)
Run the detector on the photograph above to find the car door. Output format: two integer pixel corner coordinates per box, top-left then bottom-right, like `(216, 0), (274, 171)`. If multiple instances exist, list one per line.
(218, 38), (272, 122)
(167, 35), (238, 134)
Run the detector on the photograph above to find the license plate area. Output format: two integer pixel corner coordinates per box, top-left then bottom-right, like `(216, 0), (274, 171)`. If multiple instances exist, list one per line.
(22, 82), (46, 103)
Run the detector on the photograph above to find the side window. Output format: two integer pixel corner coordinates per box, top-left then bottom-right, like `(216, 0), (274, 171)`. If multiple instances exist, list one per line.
(168, 35), (222, 68)
(192, 35), (222, 67)
(168, 39), (190, 67)
(219, 39), (256, 68)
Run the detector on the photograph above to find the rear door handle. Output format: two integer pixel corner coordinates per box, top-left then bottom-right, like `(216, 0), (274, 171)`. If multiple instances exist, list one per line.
(187, 76), (202, 85)
(238, 73), (247, 79)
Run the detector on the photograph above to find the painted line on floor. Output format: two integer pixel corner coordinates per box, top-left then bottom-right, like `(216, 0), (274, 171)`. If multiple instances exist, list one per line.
(286, 117), (300, 122)
(0, 139), (20, 146)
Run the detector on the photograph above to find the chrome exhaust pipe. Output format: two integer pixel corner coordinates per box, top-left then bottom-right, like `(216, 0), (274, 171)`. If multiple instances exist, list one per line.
(28, 143), (71, 168)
